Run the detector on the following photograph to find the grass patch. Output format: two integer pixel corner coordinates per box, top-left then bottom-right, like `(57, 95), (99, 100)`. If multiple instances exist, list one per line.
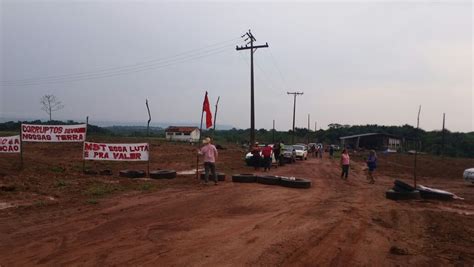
(84, 183), (123, 198)
(86, 199), (99, 205)
(55, 179), (68, 188)
(137, 183), (155, 191)
(33, 200), (47, 207)
(50, 166), (66, 173)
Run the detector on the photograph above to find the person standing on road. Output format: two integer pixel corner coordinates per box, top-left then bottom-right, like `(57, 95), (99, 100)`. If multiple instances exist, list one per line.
(261, 144), (273, 172)
(197, 137), (218, 185)
(278, 141), (285, 166)
(273, 142), (281, 163)
(340, 149), (350, 179)
(251, 142), (261, 170)
(329, 145), (334, 159)
(366, 150), (377, 184)
(318, 144), (323, 159)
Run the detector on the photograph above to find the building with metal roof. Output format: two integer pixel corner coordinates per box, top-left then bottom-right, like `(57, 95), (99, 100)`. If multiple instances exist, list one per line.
(339, 133), (402, 151)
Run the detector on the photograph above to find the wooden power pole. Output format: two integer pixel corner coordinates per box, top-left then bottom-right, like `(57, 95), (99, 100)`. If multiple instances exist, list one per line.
(442, 113), (445, 158)
(272, 119), (275, 143)
(307, 114), (310, 144)
(146, 99), (151, 137)
(236, 30), (269, 147)
(413, 105), (421, 188)
(287, 91), (304, 144)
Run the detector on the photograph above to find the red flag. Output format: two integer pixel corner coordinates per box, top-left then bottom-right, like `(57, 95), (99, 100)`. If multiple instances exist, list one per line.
(203, 92), (213, 129)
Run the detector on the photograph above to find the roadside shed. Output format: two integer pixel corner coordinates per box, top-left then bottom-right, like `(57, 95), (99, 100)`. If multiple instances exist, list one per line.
(340, 133), (402, 151)
(165, 126), (200, 142)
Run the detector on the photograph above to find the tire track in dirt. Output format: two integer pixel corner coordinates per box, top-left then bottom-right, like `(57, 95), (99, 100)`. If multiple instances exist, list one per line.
(1, 156), (473, 266)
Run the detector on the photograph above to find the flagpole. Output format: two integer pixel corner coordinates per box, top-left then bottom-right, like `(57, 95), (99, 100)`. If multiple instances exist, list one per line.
(196, 92), (206, 180)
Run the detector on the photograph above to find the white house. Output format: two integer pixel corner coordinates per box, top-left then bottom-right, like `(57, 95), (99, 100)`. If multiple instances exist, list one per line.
(165, 126), (200, 142)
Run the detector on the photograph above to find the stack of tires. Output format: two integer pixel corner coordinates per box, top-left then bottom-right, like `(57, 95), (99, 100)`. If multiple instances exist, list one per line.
(232, 174), (311, 189)
(119, 170), (147, 178)
(386, 180), (454, 200)
(150, 170), (177, 179)
(386, 180), (420, 200)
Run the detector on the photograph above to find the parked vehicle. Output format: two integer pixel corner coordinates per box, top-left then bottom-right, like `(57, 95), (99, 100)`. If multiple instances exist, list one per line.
(463, 168), (474, 184)
(281, 145), (296, 163)
(293, 145), (308, 160)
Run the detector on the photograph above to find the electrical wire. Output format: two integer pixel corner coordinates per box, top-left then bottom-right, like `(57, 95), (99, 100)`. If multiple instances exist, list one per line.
(267, 49), (289, 89)
(2, 47), (231, 86)
(2, 37), (239, 86)
(236, 52), (281, 92)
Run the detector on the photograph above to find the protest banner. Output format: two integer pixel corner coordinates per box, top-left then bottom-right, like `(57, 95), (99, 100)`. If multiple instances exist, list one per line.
(21, 124), (87, 142)
(0, 135), (21, 153)
(83, 142), (149, 161)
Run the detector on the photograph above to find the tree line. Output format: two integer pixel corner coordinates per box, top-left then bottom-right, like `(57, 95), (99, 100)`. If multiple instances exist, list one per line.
(1, 121), (472, 158)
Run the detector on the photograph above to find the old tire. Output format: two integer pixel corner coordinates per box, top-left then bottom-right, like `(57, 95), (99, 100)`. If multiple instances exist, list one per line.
(394, 180), (416, 191)
(416, 185), (453, 200)
(232, 174), (257, 183)
(119, 170), (146, 178)
(257, 175), (281, 185)
(392, 184), (414, 193)
(386, 189), (420, 200)
(200, 172), (226, 181)
(279, 177), (311, 189)
(150, 170), (177, 179)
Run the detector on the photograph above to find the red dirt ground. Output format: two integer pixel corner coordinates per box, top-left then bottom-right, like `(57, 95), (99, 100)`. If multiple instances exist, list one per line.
(0, 139), (473, 266)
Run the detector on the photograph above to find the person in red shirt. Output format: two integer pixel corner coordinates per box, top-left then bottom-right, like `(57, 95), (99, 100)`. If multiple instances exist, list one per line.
(261, 144), (273, 172)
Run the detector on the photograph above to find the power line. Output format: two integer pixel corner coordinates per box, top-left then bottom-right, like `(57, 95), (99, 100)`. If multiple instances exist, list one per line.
(2, 37), (239, 86)
(254, 60), (284, 91)
(237, 53), (275, 91)
(267, 49), (289, 89)
(2, 46), (231, 86)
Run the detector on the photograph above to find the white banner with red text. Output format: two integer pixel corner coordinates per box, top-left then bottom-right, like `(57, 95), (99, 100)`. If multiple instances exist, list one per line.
(0, 135), (21, 153)
(21, 124), (86, 142)
(83, 142), (149, 161)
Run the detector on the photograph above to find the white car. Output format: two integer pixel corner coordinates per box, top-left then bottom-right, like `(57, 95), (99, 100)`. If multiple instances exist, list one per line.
(463, 168), (474, 184)
(293, 145), (308, 160)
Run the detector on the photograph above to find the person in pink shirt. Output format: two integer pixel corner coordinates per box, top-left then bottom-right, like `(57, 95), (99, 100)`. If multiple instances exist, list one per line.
(340, 148), (350, 179)
(197, 137), (218, 185)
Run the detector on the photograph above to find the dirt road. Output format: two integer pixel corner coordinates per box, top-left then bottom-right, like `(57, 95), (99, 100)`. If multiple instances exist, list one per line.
(1, 157), (473, 266)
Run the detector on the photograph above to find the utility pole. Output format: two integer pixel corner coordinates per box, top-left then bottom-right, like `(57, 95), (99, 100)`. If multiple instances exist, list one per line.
(307, 114), (310, 144)
(287, 91), (304, 144)
(212, 96), (220, 139)
(413, 105), (421, 188)
(442, 113), (445, 158)
(272, 119), (275, 144)
(145, 99), (151, 137)
(307, 114), (310, 130)
(236, 30), (269, 147)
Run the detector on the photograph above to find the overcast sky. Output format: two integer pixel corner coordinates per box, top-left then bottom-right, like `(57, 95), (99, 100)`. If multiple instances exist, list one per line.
(1, 0), (472, 132)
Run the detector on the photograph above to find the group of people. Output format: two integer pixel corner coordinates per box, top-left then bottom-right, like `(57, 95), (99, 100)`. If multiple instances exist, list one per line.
(340, 148), (377, 184)
(308, 144), (336, 159)
(250, 142), (283, 171)
(197, 136), (378, 185)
